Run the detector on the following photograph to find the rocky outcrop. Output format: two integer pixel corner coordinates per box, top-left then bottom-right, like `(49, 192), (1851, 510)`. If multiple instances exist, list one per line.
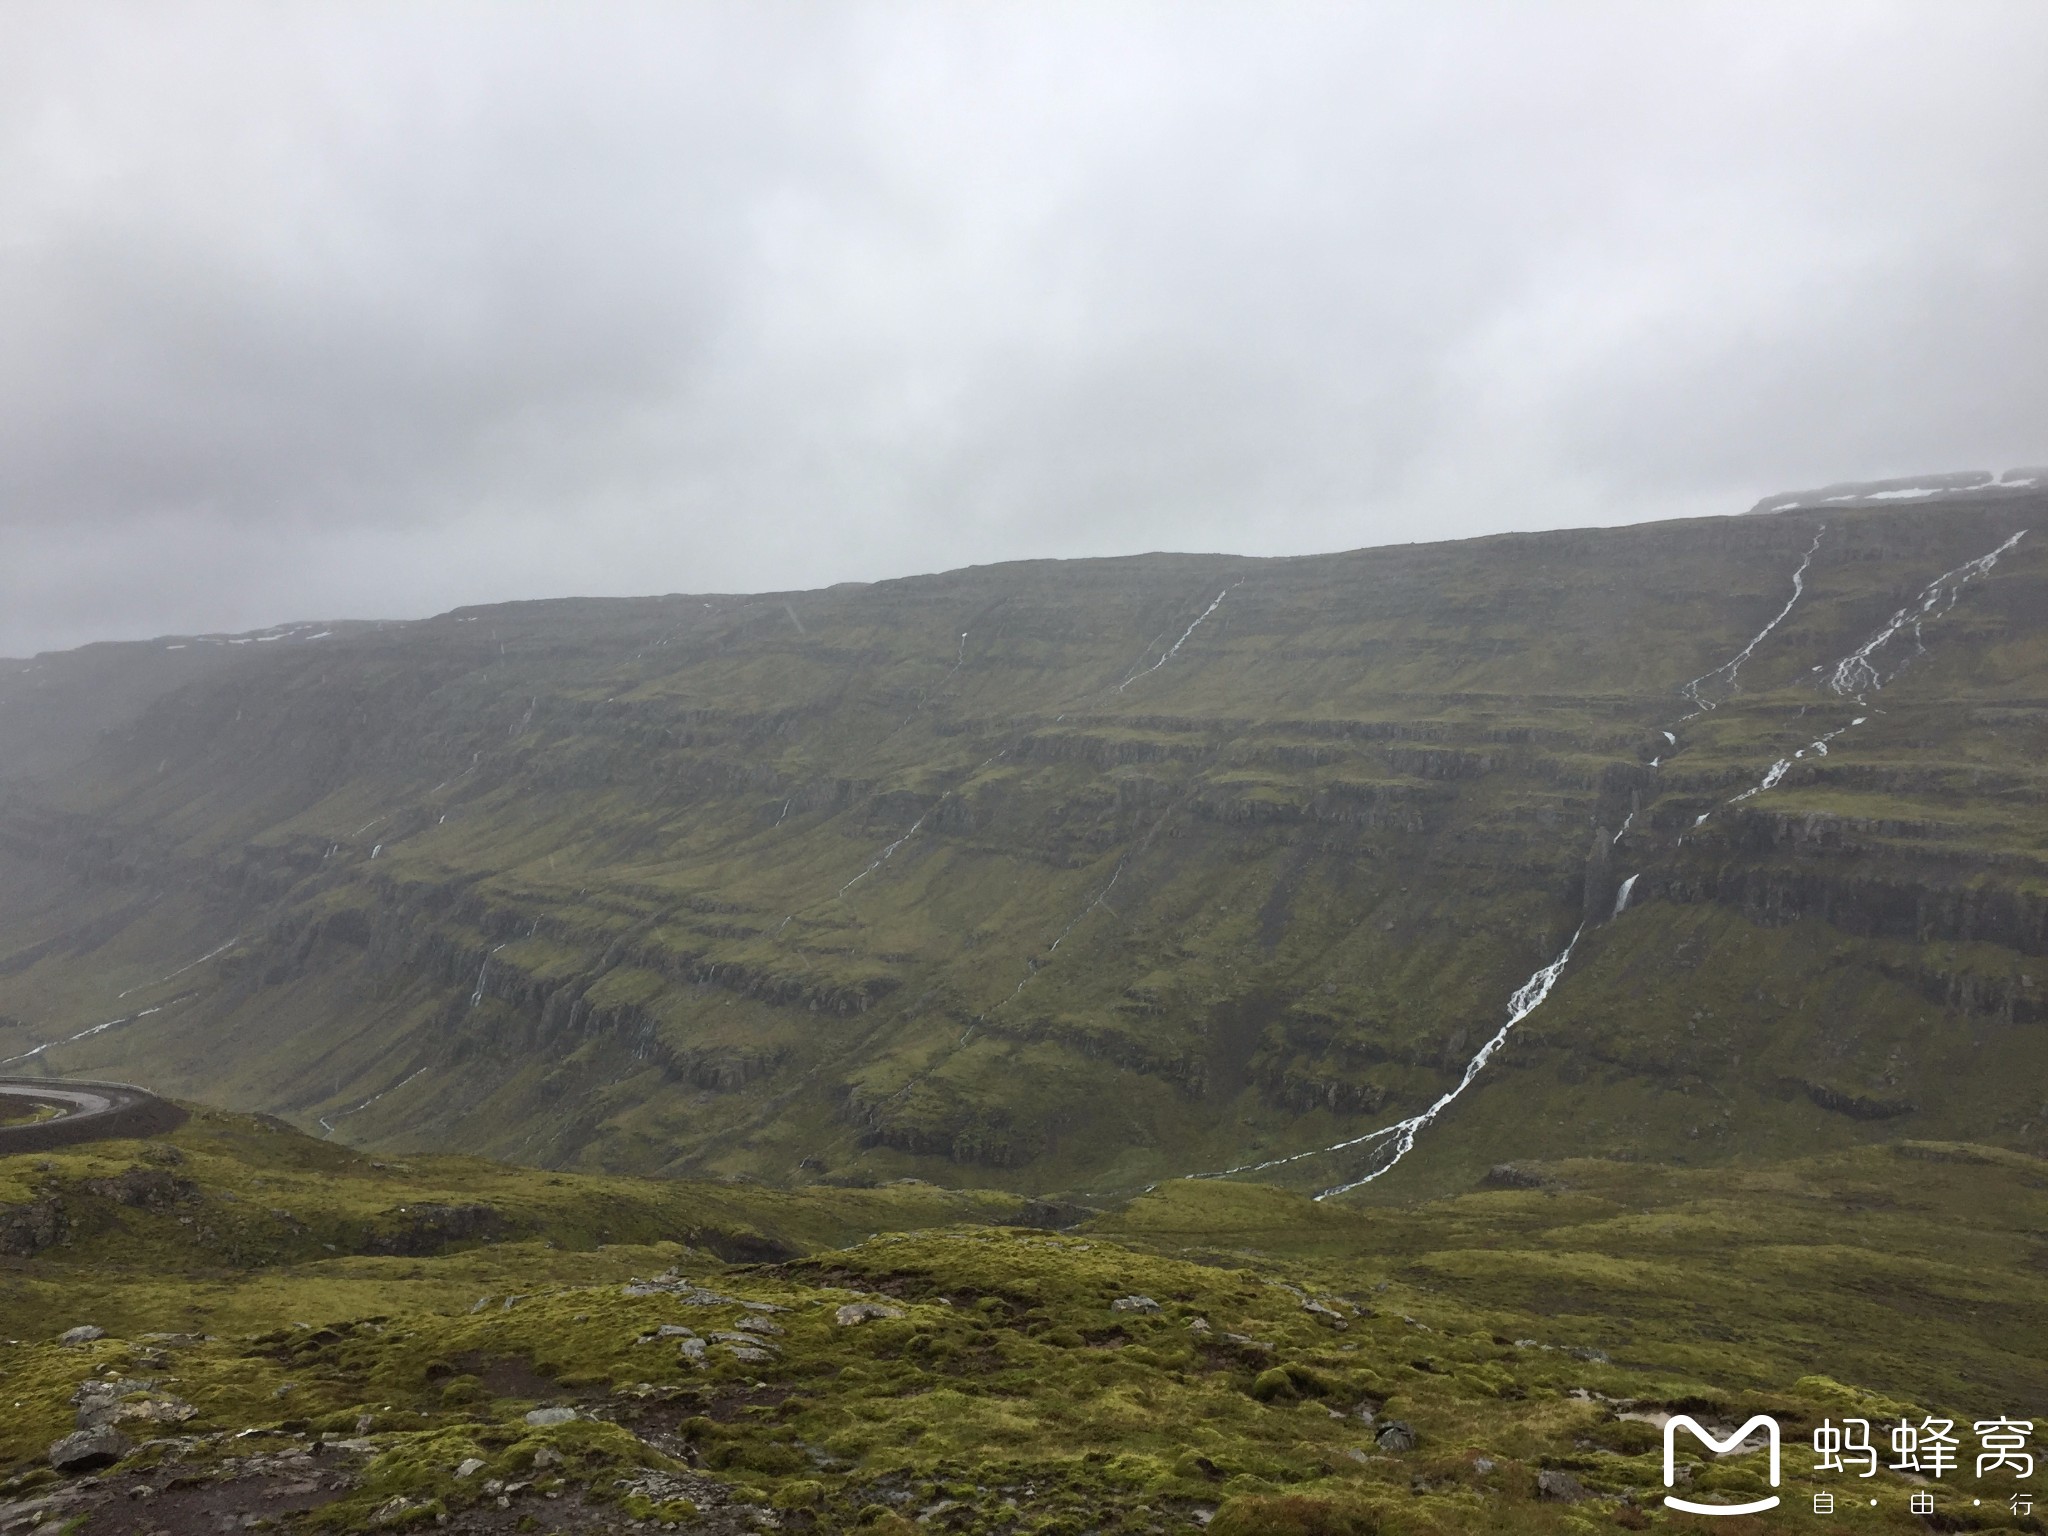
(1803, 1082), (1916, 1121)
(0, 1196), (67, 1256)
(82, 1165), (198, 1209)
(362, 1203), (511, 1255)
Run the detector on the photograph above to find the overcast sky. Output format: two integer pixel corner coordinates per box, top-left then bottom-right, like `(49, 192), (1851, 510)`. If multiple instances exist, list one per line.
(4, 2), (2045, 655)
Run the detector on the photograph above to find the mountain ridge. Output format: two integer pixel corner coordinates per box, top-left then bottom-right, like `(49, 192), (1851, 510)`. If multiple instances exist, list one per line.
(2, 490), (2044, 1200)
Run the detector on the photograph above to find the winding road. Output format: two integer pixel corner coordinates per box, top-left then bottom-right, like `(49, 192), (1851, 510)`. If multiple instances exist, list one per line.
(0, 1077), (187, 1153)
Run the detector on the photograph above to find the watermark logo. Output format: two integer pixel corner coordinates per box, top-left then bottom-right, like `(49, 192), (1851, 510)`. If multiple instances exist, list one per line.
(1664, 1414), (1781, 1516)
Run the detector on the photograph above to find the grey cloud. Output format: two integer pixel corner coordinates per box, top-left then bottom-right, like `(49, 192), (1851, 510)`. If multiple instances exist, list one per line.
(3, 1), (2045, 654)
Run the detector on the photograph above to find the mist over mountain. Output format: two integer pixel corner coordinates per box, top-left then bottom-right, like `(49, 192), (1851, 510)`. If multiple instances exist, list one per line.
(5, 485), (2042, 1202)
(8, 5), (2048, 1524)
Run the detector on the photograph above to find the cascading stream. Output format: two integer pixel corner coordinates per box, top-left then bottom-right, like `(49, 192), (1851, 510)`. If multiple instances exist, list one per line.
(1828, 530), (2027, 700)
(1611, 873), (1639, 919)
(1684, 528), (2026, 831)
(1678, 526), (1826, 717)
(1115, 584), (1238, 693)
(1132, 927), (1595, 1202)
(115, 934), (241, 999)
(1164, 524), (2029, 1201)
(0, 1001), (181, 1070)
(1313, 928), (1585, 1198)
(318, 1066), (431, 1138)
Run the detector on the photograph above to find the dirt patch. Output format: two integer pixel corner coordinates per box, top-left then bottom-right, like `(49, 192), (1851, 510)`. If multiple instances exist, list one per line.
(451, 1351), (565, 1402)
(0, 1446), (358, 1536)
(72, 1465), (349, 1534)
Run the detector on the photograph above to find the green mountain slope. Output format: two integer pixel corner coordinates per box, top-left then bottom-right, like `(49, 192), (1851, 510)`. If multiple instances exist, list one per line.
(2, 493), (2044, 1197)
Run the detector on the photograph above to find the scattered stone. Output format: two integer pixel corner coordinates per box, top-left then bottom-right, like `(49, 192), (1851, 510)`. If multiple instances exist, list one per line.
(1375, 1421), (1418, 1453)
(58, 1325), (105, 1346)
(1110, 1295), (1160, 1314)
(834, 1302), (904, 1326)
(533, 1447), (565, 1469)
(1301, 1299), (1349, 1328)
(1186, 1317), (1211, 1334)
(523, 1407), (578, 1428)
(1537, 1469), (1587, 1503)
(1474, 1457), (1497, 1474)
(73, 1378), (145, 1426)
(727, 1345), (774, 1364)
(678, 1338), (707, 1362)
(656, 1324), (697, 1339)
(734, 1315), (783, 1335)
(709, 1330), (772, 1349)
(455, 1457), (486, 1478)
(49, 1424), (131, 1472)
(72, 1377), (196, 1431)
(622, 1271), (747, 1306)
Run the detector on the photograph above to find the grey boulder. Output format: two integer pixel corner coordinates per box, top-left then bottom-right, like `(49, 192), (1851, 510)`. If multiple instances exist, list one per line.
(49, 1425), (131, 1472)
(834, 1301), (904, 1326)
(1536, 1469), (1588, 1503)
(1374, 1421), (1418, 1453)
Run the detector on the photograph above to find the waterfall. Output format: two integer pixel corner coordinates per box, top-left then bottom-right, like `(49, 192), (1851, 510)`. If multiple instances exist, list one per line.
(1612, 873), (1639, 920)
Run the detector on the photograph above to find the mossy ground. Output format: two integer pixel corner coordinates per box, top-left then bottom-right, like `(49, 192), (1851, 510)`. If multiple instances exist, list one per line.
(5, 1111), (2043, 1532)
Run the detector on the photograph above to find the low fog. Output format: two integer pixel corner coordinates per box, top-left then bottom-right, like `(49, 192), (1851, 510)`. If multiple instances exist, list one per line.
(4, 2), (2045, 654)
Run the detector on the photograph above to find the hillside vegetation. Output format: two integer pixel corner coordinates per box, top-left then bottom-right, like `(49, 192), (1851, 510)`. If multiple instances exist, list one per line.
(1, 494), (2045, 1198)
(4, 1112), (2044, 1532)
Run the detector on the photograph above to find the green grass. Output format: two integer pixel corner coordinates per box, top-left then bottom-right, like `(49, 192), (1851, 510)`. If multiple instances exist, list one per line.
(2, 499), (2046, 1213)
(6, 1110), (2046, 1531)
